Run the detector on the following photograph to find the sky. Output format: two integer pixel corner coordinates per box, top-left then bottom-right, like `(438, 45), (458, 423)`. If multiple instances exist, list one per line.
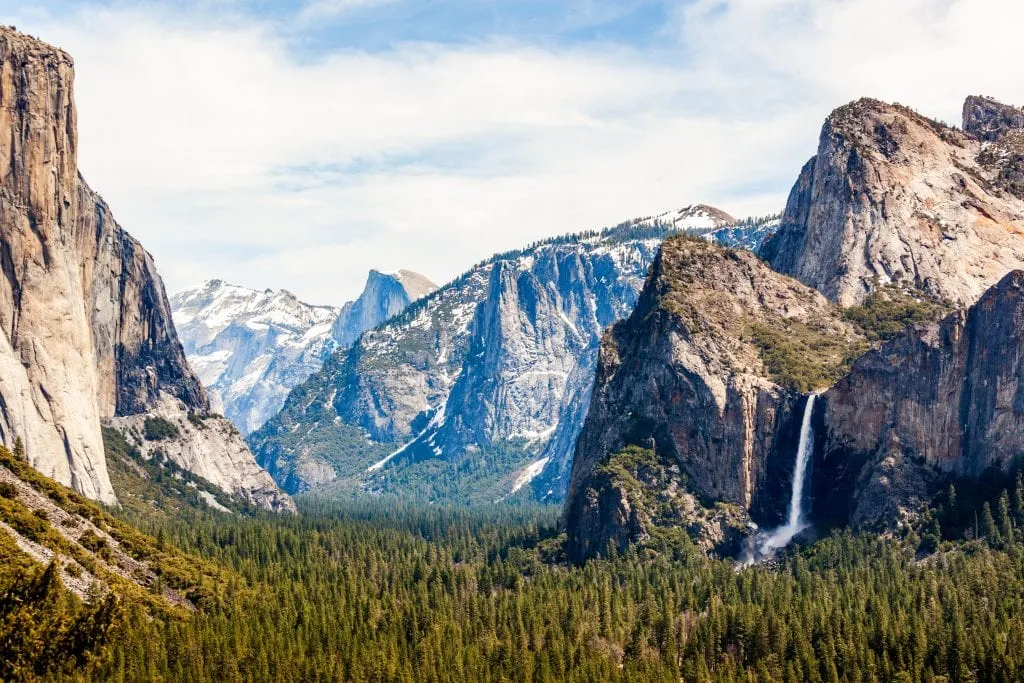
(3, 0), (1023, 304)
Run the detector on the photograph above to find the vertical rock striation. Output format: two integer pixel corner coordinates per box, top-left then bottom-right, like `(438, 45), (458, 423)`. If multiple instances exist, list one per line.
(963, 95), (1024, 142)
(0, 27), (289, 510)
(814, 270), (1024, 528)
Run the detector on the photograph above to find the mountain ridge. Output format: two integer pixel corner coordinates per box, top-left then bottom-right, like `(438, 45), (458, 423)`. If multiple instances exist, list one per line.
(172, 269), (437, 436)
(249, 208), (777, 500)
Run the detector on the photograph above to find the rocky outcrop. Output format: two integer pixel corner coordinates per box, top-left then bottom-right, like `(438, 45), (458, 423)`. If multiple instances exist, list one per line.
(813, 270), (1024, 528)
(331, 269), (436, 348)
(564, 236), (864, 562)
(763, 97), (1024, 307)
(106, 395), (294, 512)
(963, 96), (1024, 142)
(252, 211), (772, 498)
(0, 27), (287, 510)
(172, 280), (339, 434)
(965, 96), (1024, 201)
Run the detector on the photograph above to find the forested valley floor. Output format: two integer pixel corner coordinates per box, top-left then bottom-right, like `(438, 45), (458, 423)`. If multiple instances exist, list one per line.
(5, 481), (1024, 681)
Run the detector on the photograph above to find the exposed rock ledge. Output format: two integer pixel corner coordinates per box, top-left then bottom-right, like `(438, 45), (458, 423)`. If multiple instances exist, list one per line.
(106, 395), (295, 513)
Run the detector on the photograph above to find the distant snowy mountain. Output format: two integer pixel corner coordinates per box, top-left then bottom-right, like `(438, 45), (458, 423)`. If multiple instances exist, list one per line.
(704, 215), (780, 254)
(636, 204), (737, 232)
(172, 270), (437, 435)
(250, 205), (779, 502)
(171, 281), (340, 434)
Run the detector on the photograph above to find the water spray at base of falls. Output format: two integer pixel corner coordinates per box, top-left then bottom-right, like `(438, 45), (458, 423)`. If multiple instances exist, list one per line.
(747, 393), (818, 562)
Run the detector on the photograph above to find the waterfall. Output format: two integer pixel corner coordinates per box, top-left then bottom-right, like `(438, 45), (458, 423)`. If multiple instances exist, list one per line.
(756, 393), (817, 557)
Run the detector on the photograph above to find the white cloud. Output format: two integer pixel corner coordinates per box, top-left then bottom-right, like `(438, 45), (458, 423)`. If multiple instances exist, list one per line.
(672, 0), (1024, 125)
(4, 0), (1022, 304)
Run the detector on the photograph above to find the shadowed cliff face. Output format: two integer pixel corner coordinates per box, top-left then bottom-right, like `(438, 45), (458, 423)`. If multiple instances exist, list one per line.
(813, 270), (1024, 528)
(79, 183), (208, 417)
(563, 236), (863, 562)
(763, 97), (1024, 308)
(0, 27), (288, 510)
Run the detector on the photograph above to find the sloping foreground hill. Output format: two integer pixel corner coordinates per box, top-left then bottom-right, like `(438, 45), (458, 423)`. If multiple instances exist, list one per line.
(12, 461), (1024, 680)
(0, 443), (245, 678)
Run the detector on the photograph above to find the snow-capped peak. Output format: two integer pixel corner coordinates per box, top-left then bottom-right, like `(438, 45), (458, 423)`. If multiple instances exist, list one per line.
(171, 269), (436, 436)
(636, 203), (737, 234)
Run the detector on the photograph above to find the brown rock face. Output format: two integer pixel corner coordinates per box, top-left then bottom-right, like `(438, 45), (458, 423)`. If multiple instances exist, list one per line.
(763, 98), (1024, 307)
(814, 270), (1024, 527)
(0, 27), (285, 509)
(563, 236), (862, 561)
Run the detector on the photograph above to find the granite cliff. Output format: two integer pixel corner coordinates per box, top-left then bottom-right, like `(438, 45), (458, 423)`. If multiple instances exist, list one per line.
(763, 97), (1024, 307)
(813, 270), (1024, 528)
(563, 236), (863, 561)
(331, 269), (437, 348)
(0, 27), (289, 511)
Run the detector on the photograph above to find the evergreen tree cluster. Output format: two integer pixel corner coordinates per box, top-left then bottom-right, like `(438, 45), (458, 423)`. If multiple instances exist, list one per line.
(74, 497), (1024, 681)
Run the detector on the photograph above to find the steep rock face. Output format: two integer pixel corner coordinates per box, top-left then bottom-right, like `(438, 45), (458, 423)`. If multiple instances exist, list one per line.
(0, 27), (286, 510)
(564, 236), (863, 562)
(81, 184), (207, 417)
(171, 280), (339, 434)
(374, 235), (659, 497)
(763, 97), (1024, 307)
(964, 95), (1024, 200)
(0, 29), (115, 503)
(331, 269), (436, 348)
(252, 211), (769, 498)
(814, 270), (1024, 528)
(963, 95), (1024, 142)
